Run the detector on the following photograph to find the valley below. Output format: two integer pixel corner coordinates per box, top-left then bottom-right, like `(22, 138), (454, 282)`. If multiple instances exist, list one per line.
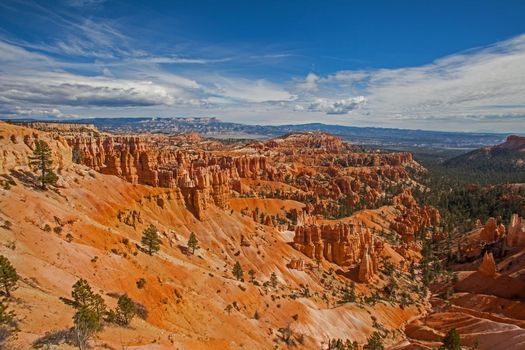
(0, 121), (524, 350)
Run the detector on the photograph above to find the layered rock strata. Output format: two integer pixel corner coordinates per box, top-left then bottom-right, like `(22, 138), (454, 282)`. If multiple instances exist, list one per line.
(69, 136), (270, 219)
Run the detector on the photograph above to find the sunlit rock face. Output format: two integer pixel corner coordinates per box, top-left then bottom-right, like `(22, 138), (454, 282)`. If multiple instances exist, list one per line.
(69, 135), (272, 219)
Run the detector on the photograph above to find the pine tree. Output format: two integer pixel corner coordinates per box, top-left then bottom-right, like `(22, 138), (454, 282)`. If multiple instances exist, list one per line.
(72, 279), (95, 309)
(0, 256), (18, 297)
(364, 331), (384, 350)
(440, 328), (461, 350)
(28, 140), (58, 189)
(232, 261), (243, 281)
(70, 279), (106, 349)
(141, 224), (161, 255)
(340, 282), (356, 304)
(91, 293), (107, 320)
(187, 232), (199, 255)
(73, 307), (101, 350)
(115, 294), (136, 326)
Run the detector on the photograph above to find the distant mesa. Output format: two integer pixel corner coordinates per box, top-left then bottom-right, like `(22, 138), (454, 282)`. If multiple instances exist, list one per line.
(499, 135), (525, 151)
(444, 134), (525, 172)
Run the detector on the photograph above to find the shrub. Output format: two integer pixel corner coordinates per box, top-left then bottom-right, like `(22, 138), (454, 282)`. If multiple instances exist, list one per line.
(115, 294), (136, 326)
(440, 328), (461, 350)
(136, 278), (146, 289)
(0, 255), (18, 297)
(1, 221), (11, 230)
(364, 331), (384, 350)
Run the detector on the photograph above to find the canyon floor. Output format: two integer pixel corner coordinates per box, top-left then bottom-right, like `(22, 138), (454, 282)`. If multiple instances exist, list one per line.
(0, 121), (524, 350)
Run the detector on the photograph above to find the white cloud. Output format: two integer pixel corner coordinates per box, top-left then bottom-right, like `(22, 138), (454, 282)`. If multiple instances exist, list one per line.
(322, 34), (525, 122)
(1, 11), (525, 132)
(2, 106), (78, 119)
(302, 96), (366, 114)
(65, 0), (106, 8)
(297, 72), (319, 91)
(0, 39), (294, 119)
(212, 77), (295, 103)
(0, 70), (178, 107)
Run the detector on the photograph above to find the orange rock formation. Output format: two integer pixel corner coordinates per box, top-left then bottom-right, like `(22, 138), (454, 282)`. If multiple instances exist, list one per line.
(0, 123), (441, 349)
(480, 217), (506, 243)
(478, 251), (497, 276)
(506, 214), (525, 248)
(293, 222), (378, 266)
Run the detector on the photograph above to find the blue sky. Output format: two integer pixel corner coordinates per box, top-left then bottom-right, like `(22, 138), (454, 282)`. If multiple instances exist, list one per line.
(1, 0), (525, 132)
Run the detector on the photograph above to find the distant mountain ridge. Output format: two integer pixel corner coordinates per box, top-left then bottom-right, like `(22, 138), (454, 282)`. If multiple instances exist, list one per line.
(4, 117), (510, 150)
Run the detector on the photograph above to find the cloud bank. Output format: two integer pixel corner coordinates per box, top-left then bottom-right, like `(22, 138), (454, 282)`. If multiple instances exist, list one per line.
(0, 2), (524, 132)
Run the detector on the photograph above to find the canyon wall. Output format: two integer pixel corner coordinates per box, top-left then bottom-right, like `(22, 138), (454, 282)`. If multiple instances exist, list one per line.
(69, 136), (270, 219)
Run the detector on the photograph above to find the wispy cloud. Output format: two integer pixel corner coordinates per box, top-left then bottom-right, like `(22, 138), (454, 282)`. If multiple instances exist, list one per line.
(211, 77), (295, 103)
(296, 97), (366, 114)
(0, 0), (524, 131)
(320, 34), (525, 121)
(288, 34), (525, 130)
(64, 0), (106, 8)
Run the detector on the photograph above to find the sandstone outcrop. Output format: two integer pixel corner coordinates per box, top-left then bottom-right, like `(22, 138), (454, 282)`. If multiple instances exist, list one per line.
(358, 246), (379, 282)
(292, 221), (382, 283)
(287, 258), (305, 271)
(498, 135), (525, 151)
(506, 214), (525, 248)
(480, 217), (506, 243)
(478, 251), (497, 276)
(69, 136), (273, 219)
(292, 222), (382, 267)
(391, 192), (441, 242)
(0, 121), (454, 349)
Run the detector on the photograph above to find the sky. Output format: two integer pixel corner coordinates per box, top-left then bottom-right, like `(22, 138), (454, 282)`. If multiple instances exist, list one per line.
(0, 0), (525, 132)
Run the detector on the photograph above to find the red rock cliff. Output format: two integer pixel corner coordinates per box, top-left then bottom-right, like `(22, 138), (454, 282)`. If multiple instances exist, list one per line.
(69, 136), (270, 219)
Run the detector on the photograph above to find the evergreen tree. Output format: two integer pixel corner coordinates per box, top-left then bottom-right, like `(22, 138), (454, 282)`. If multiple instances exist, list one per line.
(232, 261), (243, 281)
(364, 331), (384, 350)
(28, 140), (58, 189)
(71, 279), (107, 319)
(91, 293), (107, 320)
(73, 307), (101, 350)
(115, 294), (136, 326)
(187, 232), (199, 255)
(0, 256), (18, 297)
(70, 279), (106, 349)
(141, 224), (161, 255)
(339, 282), (356, 304)
(440, 328), (461, 350)
(71, 279), (95, 309)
